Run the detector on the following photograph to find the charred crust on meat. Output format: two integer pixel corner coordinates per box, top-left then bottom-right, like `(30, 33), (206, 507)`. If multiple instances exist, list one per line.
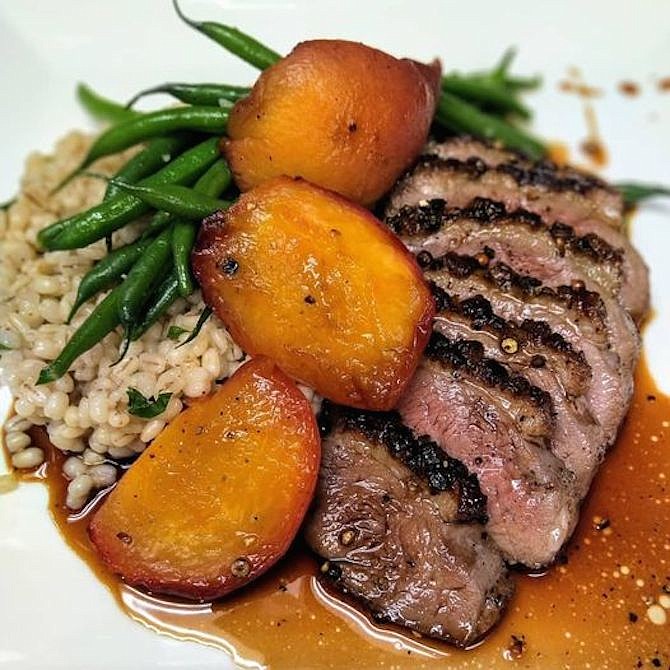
(428, 134), (551, 167)
(429, 251), (483, 278)
(424, 332), (552, 410)
(415, 250), (434, 268)
(530, 354), (546, 368)
(414, 151), (612, 195)
(323, 561), (342, 581)
(431, 283), (590, 373)
(318, 401), (488, 523)
(386, 198), (446, 235)
(486, 261), (542, 293)
(387, 197), (623, 268)
(426, 252), (608, 327)
(549, 224), (623, 265)
(553, 283), (608, 324)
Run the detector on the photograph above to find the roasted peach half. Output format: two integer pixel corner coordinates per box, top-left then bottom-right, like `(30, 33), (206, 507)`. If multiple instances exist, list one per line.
(192, 176), (435, 410)
(89, 357), (320, 600)
(224, 39), (441, 206)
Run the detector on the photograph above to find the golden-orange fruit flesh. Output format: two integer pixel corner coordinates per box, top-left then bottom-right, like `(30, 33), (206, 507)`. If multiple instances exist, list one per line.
(224, 39), (441, 206)
(88, 357), (320, 600)
(192, 177), (435, 410)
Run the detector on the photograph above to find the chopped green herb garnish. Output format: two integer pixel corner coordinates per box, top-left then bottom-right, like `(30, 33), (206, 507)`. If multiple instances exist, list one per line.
(0, 343), (12, 351)
(177, 306), (213, 348)
(126, 387), (172, 418)
(167, 325), (189, 341)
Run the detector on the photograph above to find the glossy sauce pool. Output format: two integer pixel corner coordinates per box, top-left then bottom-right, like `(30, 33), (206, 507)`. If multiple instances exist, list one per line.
(13, 355), (670, 669)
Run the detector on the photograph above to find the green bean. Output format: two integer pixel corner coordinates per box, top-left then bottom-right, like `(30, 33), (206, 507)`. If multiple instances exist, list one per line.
(37, 287), (122, 385)
(76, 83), (140, 125)
(504, 74), (542, 92)
(173, 0), (280, 70)
(143, 210), (174, 238)
(489, 49), (541, 92)
(616, 182), (670, 207)
(118, 227), (173, 330)
(130, 272), (180, 341)
(172, 221), (198, 296)
(68, 237), (154, 322)
(103, 135), (191, 202)
(191, 158), (232, 197)
(492, 48), (516, 81)
(435, 91), (546, 160)
(143, 158), (232, 237)
(105, 180), (230, 220)
(101, 135), (192, 251)
(78, 107), (229, 172)
(127, 82), (249, 109)
(441, 74), (531, 119)
(39, 137), (221, 250)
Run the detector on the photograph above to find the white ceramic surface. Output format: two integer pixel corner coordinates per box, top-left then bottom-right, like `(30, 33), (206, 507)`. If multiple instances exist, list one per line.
(1, 1), (669, 668)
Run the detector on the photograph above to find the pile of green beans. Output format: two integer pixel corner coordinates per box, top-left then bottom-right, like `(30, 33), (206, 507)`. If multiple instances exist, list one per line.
(438, 52), (545, 159)
(37, 156), (232, 385)
(36, 0), (547, 385)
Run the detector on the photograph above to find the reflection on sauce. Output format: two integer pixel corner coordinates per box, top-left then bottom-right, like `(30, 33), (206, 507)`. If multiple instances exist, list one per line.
(13, 355), (670, 668)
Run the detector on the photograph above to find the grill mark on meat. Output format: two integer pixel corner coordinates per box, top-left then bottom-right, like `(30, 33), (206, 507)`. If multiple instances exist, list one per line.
(425, 136), (617, 189)
(416, 153), (611, 196)
(399, 341), (578, 568)
(430, 284), (591, 398)
(386, 198), (625, 299)
(305, 409), (514, 646)
(423, 252), (636, 451)
(416, 137), (620, 209)
(424, 332), (554, 428)
(430, 284), (605, 497)
(385, 137), (649, 321)
(386, 138), (624, 233)
(387, 197), (446, 236)
(422, 250), (610, 339)
(486, 262), (609, 331)
(318, 401), (487, 522)
(424, 136), (533, 166)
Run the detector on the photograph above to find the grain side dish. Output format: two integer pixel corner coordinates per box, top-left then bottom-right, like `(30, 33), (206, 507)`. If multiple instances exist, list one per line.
(0, 133), (249, 509)
(1, 0), (668, 657)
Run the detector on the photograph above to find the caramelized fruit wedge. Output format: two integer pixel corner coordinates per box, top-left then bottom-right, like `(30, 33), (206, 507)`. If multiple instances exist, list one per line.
(89, 357), (320, 600)
(192, 176), (435, 410)
(224, 39), (441, 206)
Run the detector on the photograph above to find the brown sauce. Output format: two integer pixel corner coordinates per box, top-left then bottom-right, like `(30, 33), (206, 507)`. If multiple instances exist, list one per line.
(618, 81), (641, 97)
(547, 142), (570, 166)
(580, 104), (609, 169)
(556, 68), (609, 169)
(11, 355), (670, 668)
(558, 80), (603, 99)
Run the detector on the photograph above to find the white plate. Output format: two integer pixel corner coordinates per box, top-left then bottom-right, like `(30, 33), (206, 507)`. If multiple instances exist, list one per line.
(1, 1), (669, 668)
